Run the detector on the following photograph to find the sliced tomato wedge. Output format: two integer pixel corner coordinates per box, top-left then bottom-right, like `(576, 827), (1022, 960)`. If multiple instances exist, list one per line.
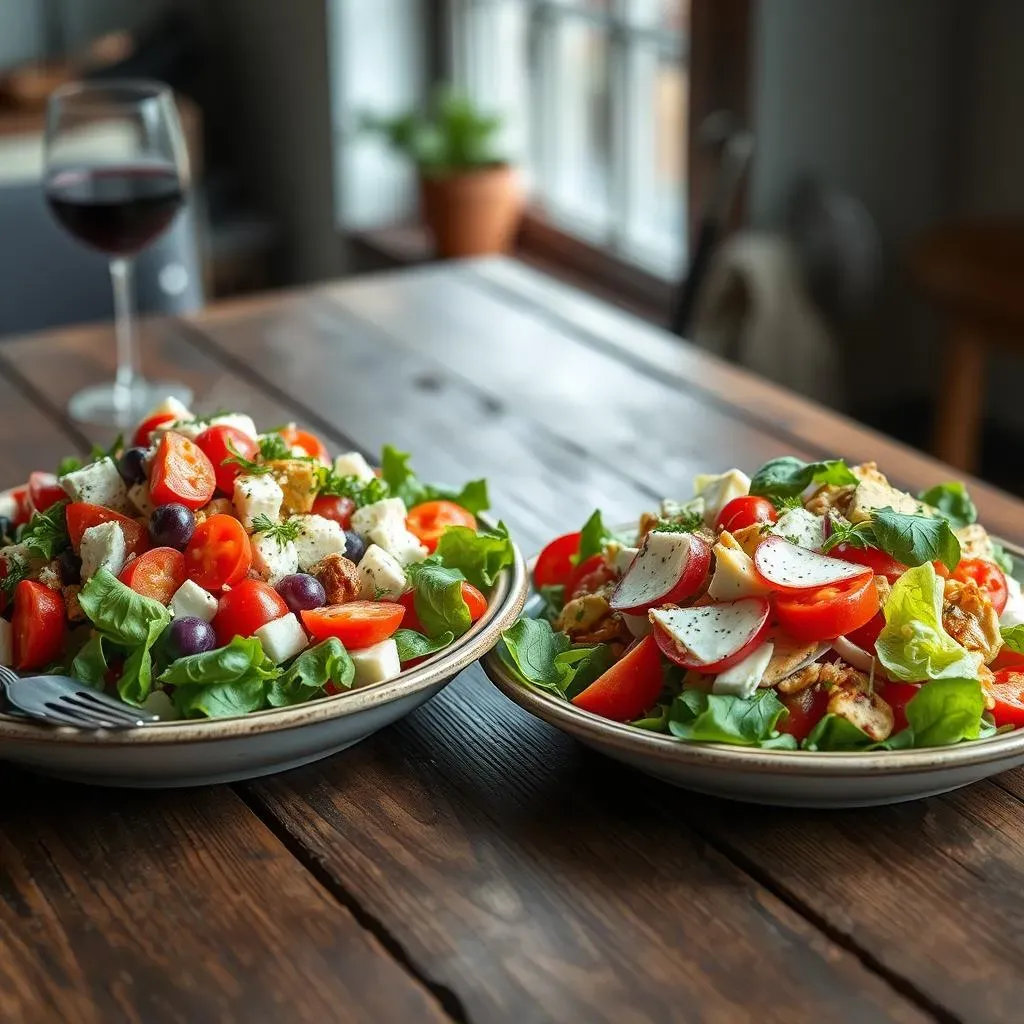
(845, 609), (885, 653)
(952, 557), (1008, 615)
(831, 543), (907, 583)
(184, 514), (252, 591)
(406, 500), (476, 553)
(28, 471), (66, 513)
(571, 634), (663, 722)
(13, 580), (65, 671)
(301, 600), (404, 649)
(279, 425), (330, 462)
(213, 579), (289, 646)
(194, 424), (260, 496)
(989, 669), (1024, 729)
(312, 494), (356, 530)
(66, 502), (150, 558)
(564, 553), (615, 602)
(773, 573), (880, 642)
(118, 547), (187, 604)
(132, 411), (176, 448)
(533, 532), (582, 589)
(776, 686), (830, 743)
(878, 681), (920, 734)
(150, 432), (217, 510)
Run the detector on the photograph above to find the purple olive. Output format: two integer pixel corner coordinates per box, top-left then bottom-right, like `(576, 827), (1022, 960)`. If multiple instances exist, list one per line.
(343, 531), (366, 564)
(150, 503), (196, 550)
(276, 573), (327, 613)
(166, 617), (217, 659)
(117, 446), (149, 485)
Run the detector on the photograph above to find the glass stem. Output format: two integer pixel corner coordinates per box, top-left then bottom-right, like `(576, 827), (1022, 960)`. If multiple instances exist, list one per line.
(110, 257), (137, 423)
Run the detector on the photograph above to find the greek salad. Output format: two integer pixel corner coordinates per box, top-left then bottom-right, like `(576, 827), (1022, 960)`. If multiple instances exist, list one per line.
(0, 398), (514, 719)
(500, 456), (1024, 751)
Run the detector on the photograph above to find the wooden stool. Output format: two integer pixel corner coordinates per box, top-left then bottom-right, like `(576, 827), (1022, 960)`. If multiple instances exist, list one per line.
(912, 221), (1024, 472)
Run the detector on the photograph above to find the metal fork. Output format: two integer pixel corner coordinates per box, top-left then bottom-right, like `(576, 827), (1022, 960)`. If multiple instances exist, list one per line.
(0, 665), (160, 729)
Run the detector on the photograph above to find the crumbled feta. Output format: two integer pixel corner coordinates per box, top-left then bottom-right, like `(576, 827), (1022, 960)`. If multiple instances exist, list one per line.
(79, 522), (127, 579)
(127, 481), (154, 518)
(60, 458), (129, 512)
(350, 638), (401, 686)
(0, 543), (33, 571)
(770, 508), (825, 552)
(254, 613), (309, 663)
(233, 474), (285, 531)
(252, 533), (299, 584)
(170, 579), (219, 622)
(357, 544), (407, 600)
(0, 618), (12, 666)
(351, 497), (407, 536)
(208, 413), (258, 440)
(289, 514), (347, 570)
(367, 520), (427, 567)
(147, 396), (194, 421)
(333, 451), (376, 482)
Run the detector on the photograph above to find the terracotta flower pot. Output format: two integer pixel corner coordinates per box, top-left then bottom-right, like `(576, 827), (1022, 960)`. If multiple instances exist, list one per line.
(419, 165), (522, 259)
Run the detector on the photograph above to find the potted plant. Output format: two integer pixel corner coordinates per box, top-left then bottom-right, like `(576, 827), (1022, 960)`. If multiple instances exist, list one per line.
(363, 88), (521, 259)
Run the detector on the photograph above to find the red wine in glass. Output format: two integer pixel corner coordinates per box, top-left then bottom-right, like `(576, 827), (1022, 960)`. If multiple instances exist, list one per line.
(45, 164), (184, 256)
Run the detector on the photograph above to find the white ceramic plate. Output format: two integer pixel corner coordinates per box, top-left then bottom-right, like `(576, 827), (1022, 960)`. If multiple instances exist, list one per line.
(0, 544), (529, 788)
(482, 541), (1024, 808)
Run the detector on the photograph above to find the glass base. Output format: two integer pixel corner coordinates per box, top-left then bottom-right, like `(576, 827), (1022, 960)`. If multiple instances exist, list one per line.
(68, 380), (195, 429)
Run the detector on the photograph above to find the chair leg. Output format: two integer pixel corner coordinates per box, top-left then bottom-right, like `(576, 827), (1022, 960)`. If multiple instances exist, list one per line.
(933, 322), (986, 472)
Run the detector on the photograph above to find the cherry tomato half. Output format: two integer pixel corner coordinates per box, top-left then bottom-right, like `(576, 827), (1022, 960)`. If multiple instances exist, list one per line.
(150, 432), (217, 511)
(564, 553), (616, 602)
(715, 495), (778, 533)
(406, 500), (477, 554)
(132, 411), (176, 448)
(119, 547), (187, 604)
(13, 580), (65, 671)
(831, 544), (907, 583)
(571, 634), (664, 722)
(195, 424), (260, 496)
(311, 494), (356, 530)
(533, 532), (582, 589)
(952, 557), (1008, 615)
(989, 669), (1024, 729)
(28, 471), (66, 514)
(185, 514), (252, 591)
(301, 600), (404, 649)
(776, 685), (830, 743)
(279, 425), (330, 462)
(773, 572), (880, 642)
(878, 681), (920, 734)
(66, 502), (150, 558)
(213, 579), (289, 647)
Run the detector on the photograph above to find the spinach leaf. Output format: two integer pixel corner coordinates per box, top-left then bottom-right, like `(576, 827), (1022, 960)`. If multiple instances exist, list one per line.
(802, 714), (877, 751)
(905, 677), (985, 747)
(393, 628), (455, 662)
(559, 644), (613, 700)
(538, 584), (565, 623)
(1002, 624), (1024, 654)
(407, 560), (472, 638)
(668, 687), (787, 746)
(870, 508), (961, 571)
(434, 520), (515, 589)
(576, 510), (611, 564)
(749, 457), (858, 500)
(498, 618), (607, 697)
(268, 638), (354, 707)
(174, 677), (269, 718)
(20, 500), (70, 560)
(918, 482), (977, 529)
(380, 445), (489, 515)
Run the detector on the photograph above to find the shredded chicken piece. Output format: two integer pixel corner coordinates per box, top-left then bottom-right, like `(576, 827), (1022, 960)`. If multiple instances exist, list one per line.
(636, 511), (660, 544)
(943, 577), (1002, 665)
(804, 484), (856, 517)
(556, 593), (632, 650)
(827, 683), (894, 741)
(777, 660), (867, 695)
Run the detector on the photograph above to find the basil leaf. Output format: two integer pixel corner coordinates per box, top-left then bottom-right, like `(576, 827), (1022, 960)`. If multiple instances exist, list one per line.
(20, 500), (70, 560)
(71, 634), (110, 689)
(1001, 624), (1024, 654)
(159, 635), (279, 686)
(576, 510), (611, 564)
(268, 638), (354, 707)
(498, 617), (608, 697)
(394, 628), (455, 662)
(905, 677), (985, 747)
(380, 444), (489, 515)
(749, 457), (858, 500)
(668, 688), (787, 746)
(57, 455), (82, 476)
(174, 677), (269, 718)
(870, 508), (961, 571)
(433, 520), (514, 589)
(407, 560), (472, 638)
(802, 713), (877, 751)
(992, 541), (1015, 575)
(918, 482), (977, 529)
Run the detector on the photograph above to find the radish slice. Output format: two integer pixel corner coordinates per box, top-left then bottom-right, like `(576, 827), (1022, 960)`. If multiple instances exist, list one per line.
(650, 597), (770, 673)
(753, 535), (870, 592)
(609, 530), (711, 614)
(831, 635), (876, 674)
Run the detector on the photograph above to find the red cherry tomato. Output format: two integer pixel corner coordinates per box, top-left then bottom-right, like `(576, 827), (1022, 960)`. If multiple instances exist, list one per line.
(194, 425), (260, 496)
(132, 411), (176, 448)
(397, 590), (423, 633)
(831, 544), (907, 583)
(311, 494), (356, 530)
(952, 557), (1008, 615)
(213, 579), (289, 646)
(301, 600), (404, 649)
(185, 514), (252, 591)
(66, 502), (150, 558)
(776, 686), (830, 743)
(773, 573), (880, 642)
(28, 471), (66, 513)
(150, 432), (217, 511)
(406, 500), (477, 553)
(571, 634), (664, 722)
(878, 681), (920, 734)
(993, 646), (1024, 672)
(845, 609), (886, 652)
(715, 495), (778, 533)
(118, 547), (187, 604)
(564, 553), (616, 602)
(989, 669), (1024, 729)
(533, 532), (582, 589)
(8, 486), (32, 527)
(279, 426), (330, 462)
(13, 580), (65, 671)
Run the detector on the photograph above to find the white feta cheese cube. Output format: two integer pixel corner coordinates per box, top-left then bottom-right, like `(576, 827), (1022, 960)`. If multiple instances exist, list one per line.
(79, 522), (127, 580)
(771, 508), (826, 552)
(209, 413), (258, 440)
(713, 642), (775, 699)
(60, 458), (130, 512)
(351, 497), (408, 536)
(127, 481), (154, 518)
(252, 533), (299, 584)
(254, 613), (309, 664)
(146, 396), (194, 421)
(367, 520), (427, 567)
(0, 618), (12, 666)
(358, 544), (407, 600)
(233, 474), (285, 531)
(170, 579), (219, 622)
(140, 689), (179, 720)
(693, 469), (751, 525)
(288, 514), (347, 570)
(351, 638), (401, 686)
(333, 451), (376, 482)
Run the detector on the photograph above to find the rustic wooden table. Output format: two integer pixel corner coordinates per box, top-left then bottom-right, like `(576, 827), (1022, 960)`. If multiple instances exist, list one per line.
(2, 259), (1023, 1024)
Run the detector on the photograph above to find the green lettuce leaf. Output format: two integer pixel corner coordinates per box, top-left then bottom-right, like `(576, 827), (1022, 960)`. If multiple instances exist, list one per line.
(629, 704), (671, 732)
(905, 677), (985, 747)
(802, 714), (877, 751)
(407, 560), (472, 638)
(918, 482), (977, 529)
(71, 634), (110, 689)
(871, 508), (960, 571)
(433, 520), (514, 589)
(668, 687), (787, 746)
(875, 563), (979, 682)
(1002, 624), (1024, 654)
(749, 457), (858, 500)
(393, 628), (455, 662)
(380, 445), (489, 515)
(498, 617), (607, 697)
(268, 638), (354, 707)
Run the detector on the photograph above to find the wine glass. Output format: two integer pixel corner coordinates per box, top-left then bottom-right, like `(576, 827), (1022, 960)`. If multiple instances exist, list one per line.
(43, 79), (194, 426)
